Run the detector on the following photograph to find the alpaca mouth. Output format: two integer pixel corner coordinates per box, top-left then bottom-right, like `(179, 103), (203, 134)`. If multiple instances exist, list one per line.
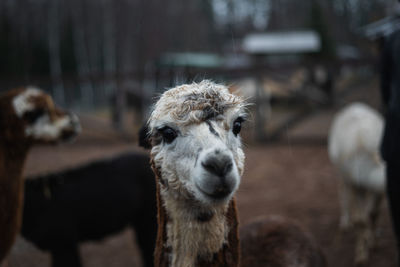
(61, 129), (79, 142)
(196, 183), (232, 201)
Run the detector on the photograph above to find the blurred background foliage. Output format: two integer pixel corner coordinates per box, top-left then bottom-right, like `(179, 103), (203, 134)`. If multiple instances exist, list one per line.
(0, 0), (391, 76)
(0, 0), (395, 116)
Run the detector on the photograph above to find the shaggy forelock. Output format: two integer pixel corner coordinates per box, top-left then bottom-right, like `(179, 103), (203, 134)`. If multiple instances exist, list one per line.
(149, 80), (244, 131)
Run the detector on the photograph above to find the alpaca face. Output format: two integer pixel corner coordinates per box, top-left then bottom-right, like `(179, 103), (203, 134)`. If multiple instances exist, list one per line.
(11, 87), (80, 143)
(149, 81), (246, 206)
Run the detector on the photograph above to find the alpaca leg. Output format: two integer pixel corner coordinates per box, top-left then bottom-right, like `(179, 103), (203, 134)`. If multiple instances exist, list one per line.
(367, 194), (383, 250)
(338, 178), (352, 231)
(353, 187), (372, 265)
(133, 214), (157, 267)
(51, 244), (82, 267)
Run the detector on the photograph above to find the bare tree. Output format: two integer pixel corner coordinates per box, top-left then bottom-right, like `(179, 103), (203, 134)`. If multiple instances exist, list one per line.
(48, 0), (64, 104)
(101, 0), (123, 130)
(70, 0), (94, 108)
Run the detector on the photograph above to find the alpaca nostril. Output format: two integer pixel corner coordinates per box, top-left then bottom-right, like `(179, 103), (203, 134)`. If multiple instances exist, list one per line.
(201, 155), (233, 177)
(202, 160), (219, 176)
(224, 162), (233, 175)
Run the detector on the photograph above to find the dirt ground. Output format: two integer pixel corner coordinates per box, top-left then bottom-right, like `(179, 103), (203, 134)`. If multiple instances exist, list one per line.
(7, 76), (398, 267)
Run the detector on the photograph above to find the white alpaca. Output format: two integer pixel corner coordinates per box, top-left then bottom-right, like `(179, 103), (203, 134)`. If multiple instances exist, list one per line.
(147, 80), (325, 267)
(328, 102), (385, 265)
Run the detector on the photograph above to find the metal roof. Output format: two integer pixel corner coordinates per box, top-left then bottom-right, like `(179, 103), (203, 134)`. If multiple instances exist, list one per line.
(242, 31), (321, 54)
(362, 16), (400, 40)
(159, 53), (223, 68)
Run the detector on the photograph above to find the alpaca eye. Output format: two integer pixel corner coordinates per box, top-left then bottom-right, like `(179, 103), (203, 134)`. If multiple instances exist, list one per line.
(232, 117), (243, 136)
(159, 127), (177, 144)
(24, 109), (45, 123)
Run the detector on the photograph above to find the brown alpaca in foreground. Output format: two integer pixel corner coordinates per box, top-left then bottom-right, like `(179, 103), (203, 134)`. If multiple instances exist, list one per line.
(0, 87), (80, 264)
(146, 80), (325, 267)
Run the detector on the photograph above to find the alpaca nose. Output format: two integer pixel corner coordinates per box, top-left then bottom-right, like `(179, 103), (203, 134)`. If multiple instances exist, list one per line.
(69, 113), (81, 132)
(201, 151), (233, 177)
(61, 113), (81, 141)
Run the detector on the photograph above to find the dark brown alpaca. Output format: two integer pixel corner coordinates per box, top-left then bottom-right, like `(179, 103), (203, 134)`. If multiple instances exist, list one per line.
(240, 216), (326, 267)
(0, 87), (80, 263)
(147, 81), (325, 267)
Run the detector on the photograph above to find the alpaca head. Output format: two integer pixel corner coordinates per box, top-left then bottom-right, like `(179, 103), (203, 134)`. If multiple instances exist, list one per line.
(0, 87), (80, 145)
(148, 81), (246, 208)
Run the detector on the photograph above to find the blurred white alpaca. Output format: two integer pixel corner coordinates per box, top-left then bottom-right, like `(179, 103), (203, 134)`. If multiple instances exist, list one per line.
(328, 102), (386, 265)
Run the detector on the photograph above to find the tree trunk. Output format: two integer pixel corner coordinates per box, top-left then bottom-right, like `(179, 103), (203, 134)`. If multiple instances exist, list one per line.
(48, 0), (65, 105)
(102, 0), (123, 131)
(86, 2), (104, 104)
(70, 0), (94, 109)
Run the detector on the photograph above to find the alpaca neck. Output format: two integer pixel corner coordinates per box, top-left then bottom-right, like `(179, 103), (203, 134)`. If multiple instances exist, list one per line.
(0, 141), (29, 184)
(153, 172), (240, 267)
(0, 142), (29, 260)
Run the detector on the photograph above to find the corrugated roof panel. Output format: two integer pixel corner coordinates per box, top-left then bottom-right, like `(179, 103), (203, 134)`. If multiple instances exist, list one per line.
(243, 31), (321, 54)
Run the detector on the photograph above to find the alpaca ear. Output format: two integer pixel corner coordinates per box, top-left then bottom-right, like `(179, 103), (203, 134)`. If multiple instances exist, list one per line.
(138, 123), (152, 149)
